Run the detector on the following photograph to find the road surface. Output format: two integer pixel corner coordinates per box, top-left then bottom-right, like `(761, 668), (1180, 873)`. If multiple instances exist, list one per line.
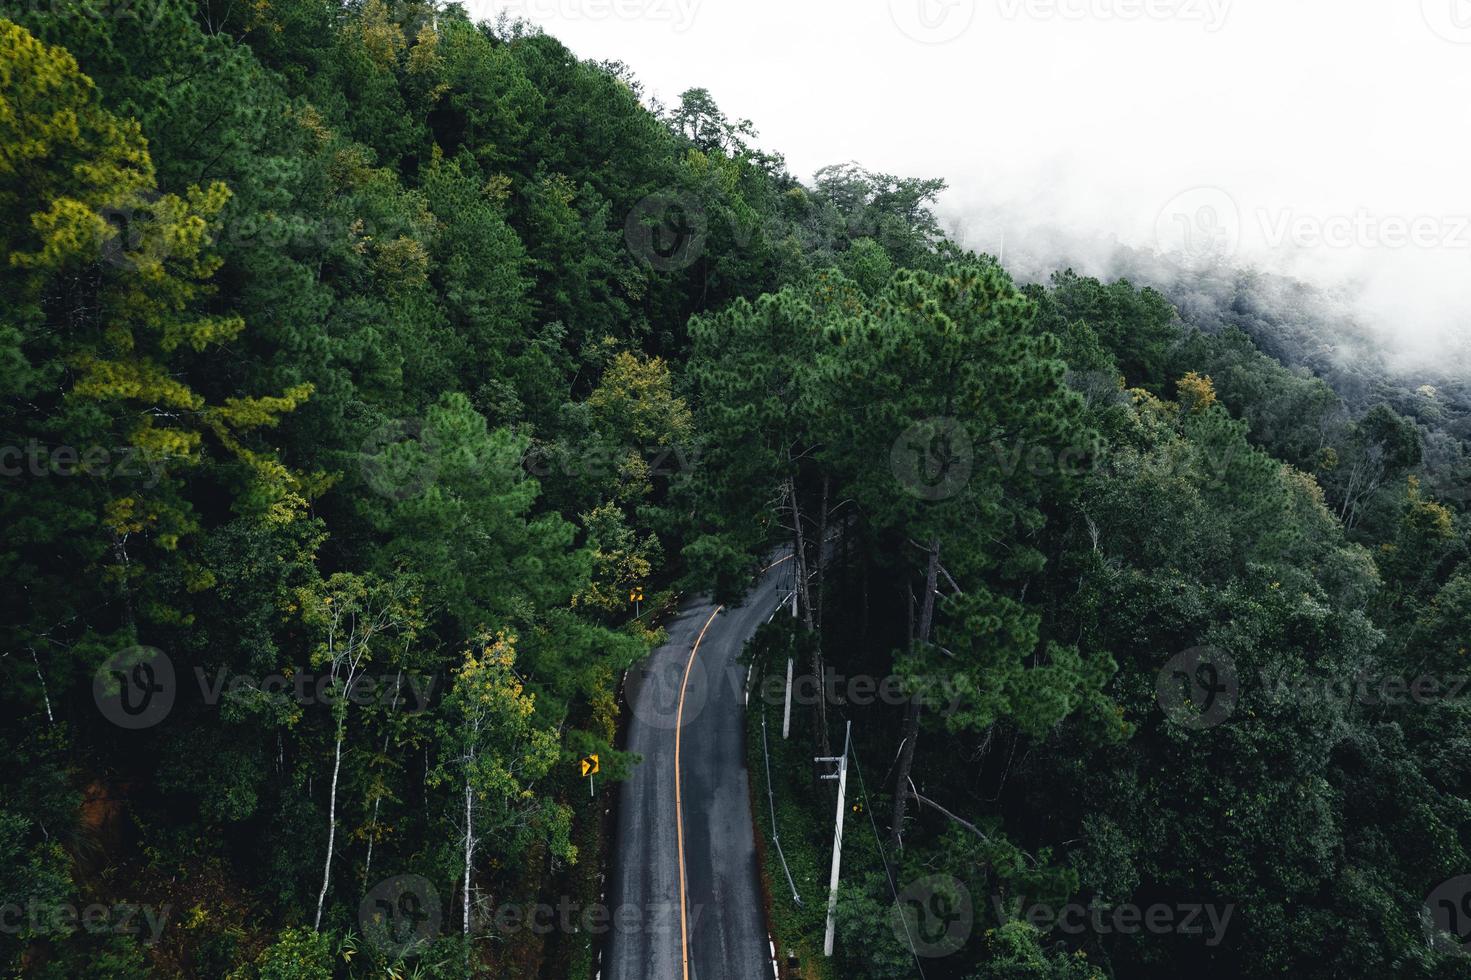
(605, 553), (795, 980)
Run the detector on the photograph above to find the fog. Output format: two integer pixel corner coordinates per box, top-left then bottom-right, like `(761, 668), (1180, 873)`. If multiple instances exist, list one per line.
(475, 0), (1471, 373)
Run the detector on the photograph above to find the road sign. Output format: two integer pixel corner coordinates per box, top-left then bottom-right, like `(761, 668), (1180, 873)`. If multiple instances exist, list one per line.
(629, 587), (644, 603)
(580, 754), (600, 778)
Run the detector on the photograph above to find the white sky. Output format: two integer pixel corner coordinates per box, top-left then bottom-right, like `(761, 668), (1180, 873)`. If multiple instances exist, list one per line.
(472, 0), (1471, 359)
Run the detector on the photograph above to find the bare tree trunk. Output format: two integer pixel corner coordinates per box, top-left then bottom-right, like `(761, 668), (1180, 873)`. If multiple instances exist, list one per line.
(362, 670), (404, 887)
(888, 539), (941, 850)
(463, 772), (474, 937)
(787, 478), (815, 631)
(887, 698), (923, 851)
(314, 727), (345, 930)
(29, 648), (53, 725)
(111, 537), (136, 630)
(906, 583), (915, 645)
(788, 478), (830, 761)
(917, 538), (940, 644)
(815, 474), (830, 632)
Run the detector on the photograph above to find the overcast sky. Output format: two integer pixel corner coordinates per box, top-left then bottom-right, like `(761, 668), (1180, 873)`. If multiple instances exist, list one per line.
(472, 0), (1471, 360)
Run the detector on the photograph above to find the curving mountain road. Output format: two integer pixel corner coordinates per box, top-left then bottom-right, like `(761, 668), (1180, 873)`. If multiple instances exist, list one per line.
(605, 553), (795, 980)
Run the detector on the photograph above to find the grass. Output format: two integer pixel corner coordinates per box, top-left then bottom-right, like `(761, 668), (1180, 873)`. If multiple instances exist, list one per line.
(745, 659), (840, 980)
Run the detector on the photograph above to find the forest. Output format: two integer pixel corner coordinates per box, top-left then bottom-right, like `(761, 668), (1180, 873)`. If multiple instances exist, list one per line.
(0, 1), (1468, 977)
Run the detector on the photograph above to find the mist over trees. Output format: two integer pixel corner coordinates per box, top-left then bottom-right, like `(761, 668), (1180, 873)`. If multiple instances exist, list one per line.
(0, 2), (1468, 978)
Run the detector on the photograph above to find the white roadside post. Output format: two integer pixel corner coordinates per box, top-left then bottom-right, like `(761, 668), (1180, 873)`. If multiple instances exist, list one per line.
(816, 720), (852, 956)
(783, 578), (797, 739)
(782, 656), (794, 739)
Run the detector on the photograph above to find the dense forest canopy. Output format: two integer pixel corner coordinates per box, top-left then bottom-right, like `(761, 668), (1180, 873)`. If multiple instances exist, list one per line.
(0, 2), (1467, 978)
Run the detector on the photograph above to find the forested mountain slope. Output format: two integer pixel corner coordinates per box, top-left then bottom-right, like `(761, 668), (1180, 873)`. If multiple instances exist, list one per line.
(0, 3), (1467, 977)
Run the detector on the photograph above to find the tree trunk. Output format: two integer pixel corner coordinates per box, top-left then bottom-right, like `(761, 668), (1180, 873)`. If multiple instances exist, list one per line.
(916, 538), (941, 645)
(788, 478), (830, 760)
(815, 474), (830, 632)
(314, 726), (345, 930)
(888, 539), (941, 850)
(787, 478), (815, 631)
(30, 648), (53, 726)
(887, 696), (924, 851)
(906, 582), (915, 646)
(463, 773), (474, 937)
(362, 670), (404, 887)
(111, 537), (136, 630)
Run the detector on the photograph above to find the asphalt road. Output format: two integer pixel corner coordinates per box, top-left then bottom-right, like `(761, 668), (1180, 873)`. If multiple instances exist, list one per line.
(605, 554), (795, 980)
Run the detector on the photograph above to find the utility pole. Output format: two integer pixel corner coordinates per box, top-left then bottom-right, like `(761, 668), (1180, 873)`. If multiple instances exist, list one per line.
(815, 720), (851, 957)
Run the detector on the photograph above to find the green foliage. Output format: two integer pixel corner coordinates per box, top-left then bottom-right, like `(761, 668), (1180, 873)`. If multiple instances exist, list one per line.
(238, 928), (334, 980)
(2, 5), (1468, 979)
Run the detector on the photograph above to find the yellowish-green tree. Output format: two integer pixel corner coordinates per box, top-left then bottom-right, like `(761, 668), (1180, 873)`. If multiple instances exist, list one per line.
(433, 632), (569, 940)
(2, 19), (314, 612)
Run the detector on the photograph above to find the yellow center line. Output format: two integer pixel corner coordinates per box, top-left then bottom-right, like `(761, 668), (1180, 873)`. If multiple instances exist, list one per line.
(675, 604), (721, 980)
(674, 552), (793, 980)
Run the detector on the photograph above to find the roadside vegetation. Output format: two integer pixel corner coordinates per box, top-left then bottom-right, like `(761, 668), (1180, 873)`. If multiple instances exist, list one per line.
(1, 1), (1468, 976)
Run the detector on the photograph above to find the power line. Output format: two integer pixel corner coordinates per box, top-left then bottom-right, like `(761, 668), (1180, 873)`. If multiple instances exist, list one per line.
(848, 730), (927, 980)
(760, 705), (802, 906)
